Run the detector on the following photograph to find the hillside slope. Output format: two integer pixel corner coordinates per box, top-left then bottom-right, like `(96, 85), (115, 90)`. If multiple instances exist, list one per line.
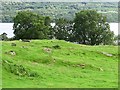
(1, 40), (118, 88)
(1, 2), (118, 23)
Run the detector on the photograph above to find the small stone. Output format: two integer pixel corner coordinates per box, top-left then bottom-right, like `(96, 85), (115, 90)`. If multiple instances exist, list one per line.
(9, 51), (16, 56)
(99, 68), (103, 71)
(101, 52), (113, 57)
(22, 39), (30, 42)
(43, 48), (52, 53)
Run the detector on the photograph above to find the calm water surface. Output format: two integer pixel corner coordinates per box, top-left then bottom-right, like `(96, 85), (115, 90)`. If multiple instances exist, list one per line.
(0, 23), (118, 38)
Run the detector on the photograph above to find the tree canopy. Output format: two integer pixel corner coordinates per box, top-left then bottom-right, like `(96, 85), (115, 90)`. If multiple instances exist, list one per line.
(53, 18), (73, 41)
(13, 11), (50, 39)
(74, 10), (114, 45)
(13, 10), (115, 45)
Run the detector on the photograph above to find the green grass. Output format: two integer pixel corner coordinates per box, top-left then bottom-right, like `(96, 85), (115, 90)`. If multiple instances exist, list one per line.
(1, 40), (118, 88)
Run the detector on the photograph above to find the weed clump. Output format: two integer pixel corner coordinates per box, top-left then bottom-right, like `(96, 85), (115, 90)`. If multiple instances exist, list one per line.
(2, 60), (38, 77)
(52, 45), (61, 49)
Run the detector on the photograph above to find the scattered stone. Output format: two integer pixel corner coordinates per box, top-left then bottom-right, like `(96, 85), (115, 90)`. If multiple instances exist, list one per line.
(80, 64), (86, 67)
(5, 51), (16, 56)
(11, 43), (16, 46)
(43, 48), (52, 53)
(101, 52), (113, 57)
(53, 58), (56, 63)
(19, 39), (22, 41)
(3, 60), (10, 64)
(9, 51), (16, 56)
(76, 64), (85, 69)
(53, 60), (56, 63)
(99, 68), (103, 71)
(22, 39), (30, 42)
(21, 46), (27, 49)
(32, 62), (39, 65)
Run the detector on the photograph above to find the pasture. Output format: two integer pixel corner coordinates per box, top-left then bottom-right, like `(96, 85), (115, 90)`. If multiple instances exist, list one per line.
(1, 40), (118, 88)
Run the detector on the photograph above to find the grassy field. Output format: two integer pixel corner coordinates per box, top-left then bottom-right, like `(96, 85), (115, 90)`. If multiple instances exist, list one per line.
(1, 40), (118, 88)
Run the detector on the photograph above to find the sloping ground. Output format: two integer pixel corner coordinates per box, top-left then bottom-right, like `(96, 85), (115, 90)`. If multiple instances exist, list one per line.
(1, 40), (118, 88)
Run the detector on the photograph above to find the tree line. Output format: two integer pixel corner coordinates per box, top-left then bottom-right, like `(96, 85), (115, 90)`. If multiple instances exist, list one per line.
(1, 2), (118, 23)
(1, 10), (119, 45)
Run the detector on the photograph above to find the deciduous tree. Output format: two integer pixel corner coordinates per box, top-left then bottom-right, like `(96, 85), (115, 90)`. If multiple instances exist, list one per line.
(74, 10), (114, 45)
(13, 11), (50, 39)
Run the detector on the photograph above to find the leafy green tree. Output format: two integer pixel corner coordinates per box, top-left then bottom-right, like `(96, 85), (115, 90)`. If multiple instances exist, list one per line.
(44, 16), (54, 39)
(53, 18), (73, 41)
(74, 10), (114, 45)
(13, 11), (50, 39)
(0, 33), (8, 41)
(44, 16), (51, 26)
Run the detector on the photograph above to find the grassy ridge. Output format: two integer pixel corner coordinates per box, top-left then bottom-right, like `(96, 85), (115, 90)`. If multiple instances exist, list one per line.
(1, 40), (118, 88)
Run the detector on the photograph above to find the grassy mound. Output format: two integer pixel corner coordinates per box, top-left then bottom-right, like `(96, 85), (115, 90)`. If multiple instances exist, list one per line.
(1, 40), (118, 88)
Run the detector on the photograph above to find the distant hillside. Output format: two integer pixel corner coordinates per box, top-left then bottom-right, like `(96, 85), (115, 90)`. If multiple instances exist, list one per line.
(1, 40), (118, 88)
(1, 2), (118, 23)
